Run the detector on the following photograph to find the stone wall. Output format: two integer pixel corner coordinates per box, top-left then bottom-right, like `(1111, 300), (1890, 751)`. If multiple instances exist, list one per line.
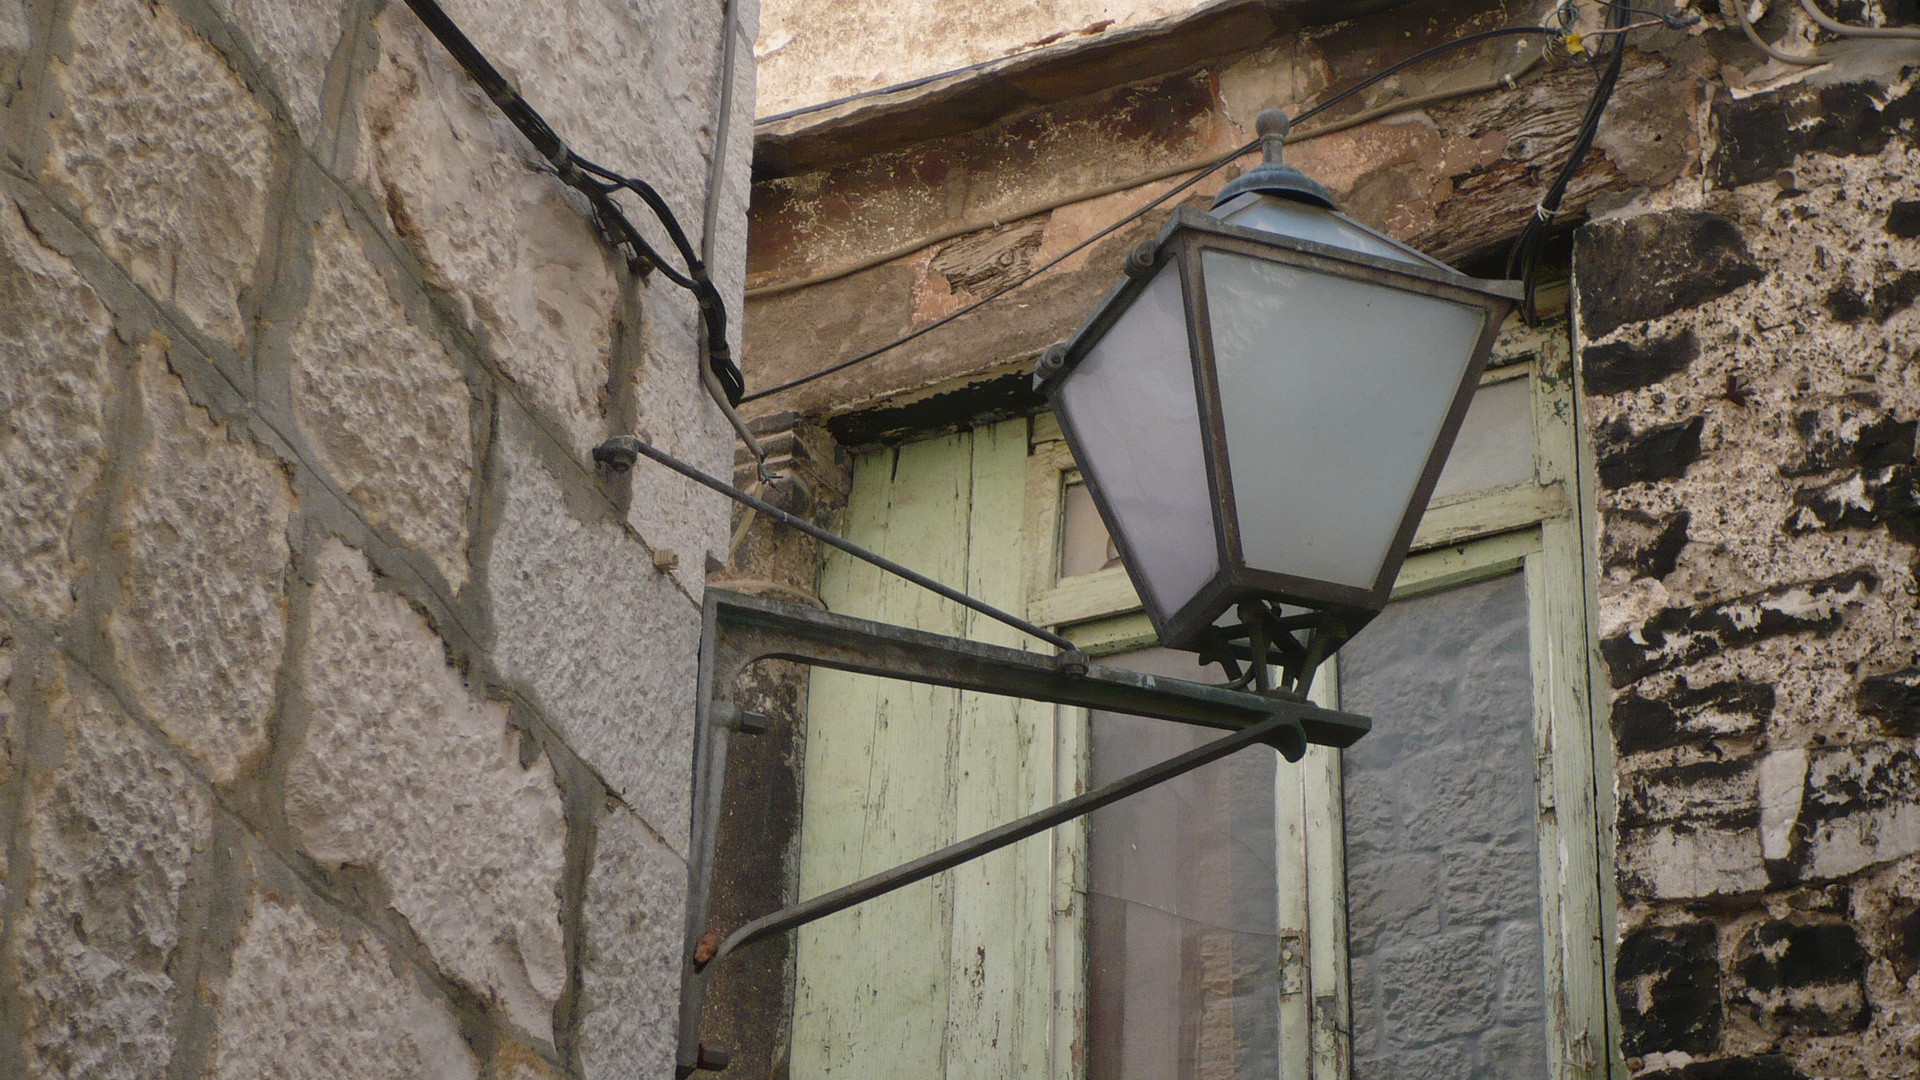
(1576, 71), (1920, 1080)
(0, 0), (754, 1075)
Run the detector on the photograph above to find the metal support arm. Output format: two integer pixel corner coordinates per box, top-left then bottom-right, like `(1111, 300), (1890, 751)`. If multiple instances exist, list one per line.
(676, 590), (1371, 1076)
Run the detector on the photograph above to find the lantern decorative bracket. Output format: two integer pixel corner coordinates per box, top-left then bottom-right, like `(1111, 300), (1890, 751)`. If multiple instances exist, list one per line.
(675, 588), (1371, 1075)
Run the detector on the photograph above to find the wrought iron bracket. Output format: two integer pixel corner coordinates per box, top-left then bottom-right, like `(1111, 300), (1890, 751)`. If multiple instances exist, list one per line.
(676, 589), (1371, 1076)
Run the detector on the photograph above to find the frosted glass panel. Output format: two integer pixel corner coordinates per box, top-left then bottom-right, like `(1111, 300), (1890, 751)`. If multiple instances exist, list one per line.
(1337, 573), (1549, 1080)
(1086, 648), (1278, 1080)
(1202, 250), (1487, 590)
(1058, 267), (1218, 617)
(1432, 377), (1535, 500)
(1215, 193), (1441, 268)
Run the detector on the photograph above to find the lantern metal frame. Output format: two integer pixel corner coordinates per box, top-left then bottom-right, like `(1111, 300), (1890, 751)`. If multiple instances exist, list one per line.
(1035, 204), (1523, 654)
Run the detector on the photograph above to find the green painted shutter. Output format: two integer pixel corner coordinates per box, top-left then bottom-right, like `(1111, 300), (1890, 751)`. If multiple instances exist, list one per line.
(792, 420), (1058, 1078)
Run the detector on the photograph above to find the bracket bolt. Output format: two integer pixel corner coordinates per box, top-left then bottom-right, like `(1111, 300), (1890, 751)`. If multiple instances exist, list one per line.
(592, 435), (642, 472)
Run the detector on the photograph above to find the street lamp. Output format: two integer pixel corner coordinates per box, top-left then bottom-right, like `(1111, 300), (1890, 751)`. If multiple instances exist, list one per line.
(1033, 109), (1522, 678)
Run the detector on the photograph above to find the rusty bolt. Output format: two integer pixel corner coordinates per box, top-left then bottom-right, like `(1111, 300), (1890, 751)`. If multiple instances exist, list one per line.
(693, 928), (721, 967)
(1124, 240), (1158, 279)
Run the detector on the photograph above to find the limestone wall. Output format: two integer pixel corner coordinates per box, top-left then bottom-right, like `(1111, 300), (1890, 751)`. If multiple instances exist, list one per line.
(1575, 74), (1920, 1080)
(0, 0), (754, 1075)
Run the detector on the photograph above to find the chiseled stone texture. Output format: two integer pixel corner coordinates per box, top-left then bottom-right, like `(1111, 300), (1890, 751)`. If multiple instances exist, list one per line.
(579, 803), (688, 1080)
(292, 212), (473, 590)
(16, 657), (212, 1080)
(0, 194), (114, 624)
(288, 539), (567, 1040)
(208, 889), (480, 1080)
(43, 0), (273, 348)
(354, 6), (618, 458)
(488, 406), (699, 848)
(110, 342), (292, 784)
(209, 0), (343, 142)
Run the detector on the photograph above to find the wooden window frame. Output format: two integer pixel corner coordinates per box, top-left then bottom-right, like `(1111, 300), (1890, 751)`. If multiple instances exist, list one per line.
(1024, 315), (1620, 1080)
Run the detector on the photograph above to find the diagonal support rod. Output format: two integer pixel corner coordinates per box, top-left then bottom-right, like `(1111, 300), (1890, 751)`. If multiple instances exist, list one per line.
(597, 435), (1079, 650)
(707, 709), (1300, 968)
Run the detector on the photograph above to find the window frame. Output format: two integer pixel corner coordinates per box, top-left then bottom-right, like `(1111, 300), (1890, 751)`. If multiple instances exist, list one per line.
(1023, 313), (1619, 1080)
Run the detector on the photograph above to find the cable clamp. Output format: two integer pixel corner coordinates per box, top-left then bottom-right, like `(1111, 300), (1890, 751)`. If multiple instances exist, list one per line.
(1533, 202), (1555, 222)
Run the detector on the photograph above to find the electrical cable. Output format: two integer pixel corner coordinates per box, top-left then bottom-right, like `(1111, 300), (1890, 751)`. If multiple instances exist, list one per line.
(1798, 0), (1920, 38)
(742, 22), (1569, 403)
(693, 0), (776, 479)
(746, 46), (1549, 302)
(1504, 0), (1630, 325)
(1732, 0), (1830, 63)
(396, 0), (747, 403)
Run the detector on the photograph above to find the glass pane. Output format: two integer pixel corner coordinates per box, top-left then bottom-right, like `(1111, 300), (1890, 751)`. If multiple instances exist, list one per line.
(1086, 648), (1278, 1080)
(1061, 480), (1124, 578)
(1336, 572), (1549, 1080)
(1202, 249), (1488, 590)
(1058, 266), (1219, 616)
(1431, 376), (1534, 500)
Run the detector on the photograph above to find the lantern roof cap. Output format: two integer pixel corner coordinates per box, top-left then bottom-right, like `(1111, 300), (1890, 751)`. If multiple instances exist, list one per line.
(1211, 110), (1335, 211)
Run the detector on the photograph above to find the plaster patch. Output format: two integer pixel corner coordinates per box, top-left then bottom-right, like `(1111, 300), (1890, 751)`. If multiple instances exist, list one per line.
(15, 657), (211, 1080)
(292, 212), (473, 590)
(208, 890), (480, 1080)
(44, 0), (273, 347)
(288, 539), (567, 1040)
(1619, 822), (1768, 899)
(111, 341), (292, 784)
(0, 195), (114, 624)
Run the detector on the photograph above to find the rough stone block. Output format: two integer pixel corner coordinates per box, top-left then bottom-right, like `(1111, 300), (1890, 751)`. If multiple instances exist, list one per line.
(1602, 508), (1691, 583)
(1617, 921), (1722, 1057)
(1783, 465), (1920, 538)
(0, 194), (114, 624)
(1780, 407), (1914, 478)
(1888, 199), (1920, 239)
(1797, 743), (1920, 881)
(209, 0), (343, 142)
(578, 802), (688, 1080)
(292, 212), (473, 590)
(487, 405), (698, 848)
(1574, 212), (1765, 340)
(110, 342), (292, 783)
(1732, 920), (1868, 1036)
(1891, 906), (1920, 983)
(1599, 569), (1877, 688)
(287, 539), (567, 1041)
(1582, 330), (1698, 396)
(1612, 680), (1774, 756)
(1618, 822), (1766, 900)
(354, 7), (619, 458)
(1638, 1055), (1807, 1080)
(1620, 758), (1760, 833)
(44, 0), (273, 347)
(1596, 415), (1706, 490)
(1857, 667), (1920, 737)
(208, 889), (480, 1080)
(1712, 80), (1920, 189)
(1825, 269), (1920, 325)
(15, 657), (211, 1080)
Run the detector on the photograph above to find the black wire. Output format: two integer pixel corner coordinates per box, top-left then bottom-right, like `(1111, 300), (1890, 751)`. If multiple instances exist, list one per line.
(396, 0), (746, 404)
(744, 24), (1566, 404)
(1505, 0), (1629, 325)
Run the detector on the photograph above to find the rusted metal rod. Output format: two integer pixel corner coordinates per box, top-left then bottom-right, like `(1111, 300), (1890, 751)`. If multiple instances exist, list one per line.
(708, 708), (1303, 967)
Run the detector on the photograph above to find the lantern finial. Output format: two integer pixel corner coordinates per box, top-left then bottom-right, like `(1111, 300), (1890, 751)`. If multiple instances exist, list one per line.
(1212, 109), (1334, 210)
